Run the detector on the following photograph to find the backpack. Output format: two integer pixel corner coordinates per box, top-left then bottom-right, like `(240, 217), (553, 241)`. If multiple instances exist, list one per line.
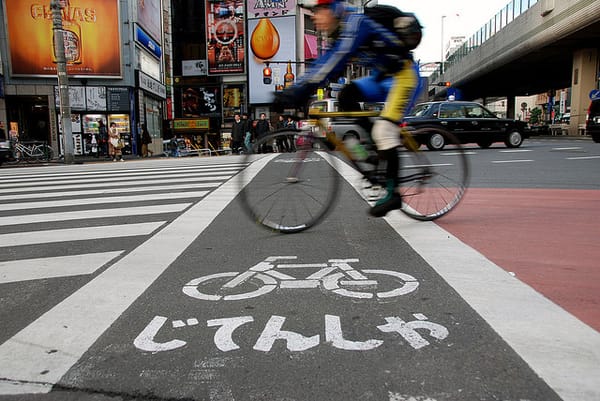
(364, 5), (422, 50)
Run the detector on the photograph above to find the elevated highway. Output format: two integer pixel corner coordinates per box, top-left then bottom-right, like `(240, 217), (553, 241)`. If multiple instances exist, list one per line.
(430, 0), (600, 133)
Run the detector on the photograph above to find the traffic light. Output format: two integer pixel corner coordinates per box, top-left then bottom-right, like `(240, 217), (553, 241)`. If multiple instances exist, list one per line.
(437, 81), (451, 87)
(263, 65), (272, 85)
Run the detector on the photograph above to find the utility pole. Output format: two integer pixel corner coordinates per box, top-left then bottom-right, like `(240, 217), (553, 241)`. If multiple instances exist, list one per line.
(440, 15), (446, 76)
(50, 0), (74, 164)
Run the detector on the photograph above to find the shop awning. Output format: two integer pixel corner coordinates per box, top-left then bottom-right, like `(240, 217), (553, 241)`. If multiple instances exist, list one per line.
(304, 35), (318, 60)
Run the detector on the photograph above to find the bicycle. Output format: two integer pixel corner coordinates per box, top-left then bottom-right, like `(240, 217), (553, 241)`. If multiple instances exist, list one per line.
(13, 141), (54, 163)
(239, 110), (469, 233)
(182, 256), (419, 301)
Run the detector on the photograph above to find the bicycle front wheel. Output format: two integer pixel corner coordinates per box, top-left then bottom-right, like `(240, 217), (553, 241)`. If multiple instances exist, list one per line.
(399, 127), (469, 221)
(239, 130), (340, 233)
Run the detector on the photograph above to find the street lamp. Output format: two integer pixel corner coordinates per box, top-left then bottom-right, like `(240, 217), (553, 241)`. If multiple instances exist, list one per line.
(50, 0), (74, 164)
(440, 15), (446, 75)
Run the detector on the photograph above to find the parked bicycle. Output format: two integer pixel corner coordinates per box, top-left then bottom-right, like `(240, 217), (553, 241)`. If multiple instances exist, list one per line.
(239, 110), (469, 233)
(12, 141), (54, 163)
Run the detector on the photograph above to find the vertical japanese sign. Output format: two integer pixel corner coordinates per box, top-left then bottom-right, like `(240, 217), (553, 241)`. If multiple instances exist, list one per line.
(4, 0), (121, 77)
(205, 0), (246, 75)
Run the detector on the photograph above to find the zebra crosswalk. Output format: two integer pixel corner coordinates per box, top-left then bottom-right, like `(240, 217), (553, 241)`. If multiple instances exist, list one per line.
(0, 157), (253, 394)
(0, 158), (245, 284)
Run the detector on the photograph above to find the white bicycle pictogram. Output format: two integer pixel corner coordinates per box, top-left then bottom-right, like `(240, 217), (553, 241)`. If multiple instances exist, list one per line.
(182, 256), (419, 301)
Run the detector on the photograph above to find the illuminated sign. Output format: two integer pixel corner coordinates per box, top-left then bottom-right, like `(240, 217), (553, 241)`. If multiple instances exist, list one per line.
(173, 119), (210, 130)
(5, 0), (121, 77)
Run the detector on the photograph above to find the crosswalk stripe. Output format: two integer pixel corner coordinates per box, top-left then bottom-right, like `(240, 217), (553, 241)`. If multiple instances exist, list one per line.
(0, 203), (190, 226)
(0, 163), (247, 181)
(0, 222), (165, 247)
(0, 182), (219, 201)
(0, 191), (209, 211)
(0, 170), (239, 189)
(0, 166), (242, 185)
(0, 252), (125, 284)
(0, 175), (233, 194)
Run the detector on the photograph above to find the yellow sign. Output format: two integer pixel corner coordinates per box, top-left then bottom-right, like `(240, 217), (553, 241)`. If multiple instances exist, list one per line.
(173, 118), (210, 130)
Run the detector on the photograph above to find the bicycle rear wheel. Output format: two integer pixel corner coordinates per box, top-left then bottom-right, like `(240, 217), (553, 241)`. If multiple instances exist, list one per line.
(398, 127), (469, 221)
(39, 145), (54, 161)
(239, 130), (340, 233)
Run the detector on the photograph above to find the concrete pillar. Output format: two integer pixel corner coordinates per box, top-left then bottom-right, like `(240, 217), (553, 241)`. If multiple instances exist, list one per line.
(570, 48), (598, 135)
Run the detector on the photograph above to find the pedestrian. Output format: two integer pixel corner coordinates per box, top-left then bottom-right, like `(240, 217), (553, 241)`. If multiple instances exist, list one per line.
(241, 113), (252, 152)
(230, 113), (245, 154)
(254, 112), (272, 152)
(141, 124), (153, 157)
(97, 120), (108, 158)
(275, 114), (290, 152)
(108, 122), (124, 161)
(286, 116), (297, 152)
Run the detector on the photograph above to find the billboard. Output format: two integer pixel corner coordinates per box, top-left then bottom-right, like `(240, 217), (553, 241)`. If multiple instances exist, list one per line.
(136, 0), (162, 42)
(205, 0), (245, 75)
(5, 0), (121, 77)
(248, 15), (296, 104)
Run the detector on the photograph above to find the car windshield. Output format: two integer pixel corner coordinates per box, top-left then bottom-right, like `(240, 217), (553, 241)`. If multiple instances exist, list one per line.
(408, 103), (434, 117)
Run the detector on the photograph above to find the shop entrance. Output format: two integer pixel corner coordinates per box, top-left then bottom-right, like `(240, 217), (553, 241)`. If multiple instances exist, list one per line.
(6, 96), (50, 143)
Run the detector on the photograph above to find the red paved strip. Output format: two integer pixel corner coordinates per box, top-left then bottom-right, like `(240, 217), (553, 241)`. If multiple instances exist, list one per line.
(437, 188), (600, 332)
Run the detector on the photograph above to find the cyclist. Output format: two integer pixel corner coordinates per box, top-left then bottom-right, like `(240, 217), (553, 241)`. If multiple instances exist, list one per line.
(272, 0), (423, 217)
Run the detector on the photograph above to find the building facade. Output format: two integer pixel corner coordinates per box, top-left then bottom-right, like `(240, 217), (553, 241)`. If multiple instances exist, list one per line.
(0, 0), (169, 157)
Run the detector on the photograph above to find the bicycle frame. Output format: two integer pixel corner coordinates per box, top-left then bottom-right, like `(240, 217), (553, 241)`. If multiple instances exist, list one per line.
(239, 111), (469, 232)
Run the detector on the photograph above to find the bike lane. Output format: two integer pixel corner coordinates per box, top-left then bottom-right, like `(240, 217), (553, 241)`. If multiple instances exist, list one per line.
(1, 158), (596, 401)
(33, 164), (569, 401)
(435, 187), (600, 332)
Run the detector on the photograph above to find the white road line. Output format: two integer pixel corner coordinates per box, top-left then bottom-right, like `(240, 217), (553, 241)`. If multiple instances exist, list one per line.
(0, 170), (238, 189)
(0, 222), (165, 247)
(552, 147), (583, 151)
(0, 203), (190, 226)
(0, 163), (246, 181)
(499, 149), (533, 153)
(0, 252), (124, 284)
(0, 182), (219, 201)
(0, 158), (273, 395)
(0, 175), (232, 194)
(0, 166), (242, 185)
(491, 159), (534, 163)
(566, 155), (600, 160)
(329, 159), (600, 401)
(0, 191), (208, 211)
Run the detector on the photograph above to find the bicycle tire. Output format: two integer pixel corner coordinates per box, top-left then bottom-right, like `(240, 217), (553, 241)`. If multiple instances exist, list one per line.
(40, 145), (54, 161)
(398, 127), (469, 221)
(239, 130), (340, 233)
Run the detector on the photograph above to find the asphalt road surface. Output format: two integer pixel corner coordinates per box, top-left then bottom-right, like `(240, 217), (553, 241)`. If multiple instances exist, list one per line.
(0, 143), (598, 401)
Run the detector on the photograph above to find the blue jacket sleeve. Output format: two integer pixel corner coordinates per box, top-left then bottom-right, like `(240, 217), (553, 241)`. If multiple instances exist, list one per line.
(274, 13), (406, 107)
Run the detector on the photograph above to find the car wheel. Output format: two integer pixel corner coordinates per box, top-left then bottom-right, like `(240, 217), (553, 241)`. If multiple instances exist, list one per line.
(504, 130), (523, 148)
(426, 131), (445, 151)
(477, 140), (492, 149)
(592, 132), (600, 143)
